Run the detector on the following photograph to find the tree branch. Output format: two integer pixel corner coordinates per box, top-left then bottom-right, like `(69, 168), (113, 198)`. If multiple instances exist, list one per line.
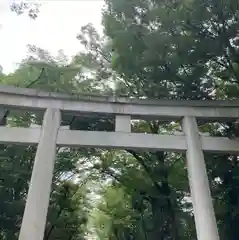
(126, 150), (162, 193)
(26, 67), (45, 88)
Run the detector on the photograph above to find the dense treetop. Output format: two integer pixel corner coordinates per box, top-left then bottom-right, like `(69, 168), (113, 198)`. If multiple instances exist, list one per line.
(1, 0), (239, 239)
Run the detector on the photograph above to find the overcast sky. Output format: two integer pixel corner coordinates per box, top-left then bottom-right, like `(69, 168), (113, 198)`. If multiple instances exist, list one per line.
(0, 0), (104, 73)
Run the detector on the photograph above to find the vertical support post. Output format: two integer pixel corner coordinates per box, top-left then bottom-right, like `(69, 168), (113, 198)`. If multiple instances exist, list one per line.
(19, 108), (61, 240)
(115, 115), (131, 132)
(0, 108), (7, 125)
(182, 116), (219, 240)
(0, 109), (4, 125)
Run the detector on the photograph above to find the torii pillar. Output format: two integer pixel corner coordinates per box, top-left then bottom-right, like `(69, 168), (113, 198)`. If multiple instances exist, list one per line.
(19, 108), (61, 240)
(182, 116), (219, 240)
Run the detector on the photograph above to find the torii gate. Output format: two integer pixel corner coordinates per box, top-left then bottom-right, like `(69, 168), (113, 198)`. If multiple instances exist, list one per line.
(1, 85), (239, 240)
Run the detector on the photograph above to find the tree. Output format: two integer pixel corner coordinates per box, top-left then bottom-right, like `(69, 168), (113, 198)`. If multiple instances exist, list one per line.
(0, 48), (91, 240)
(0, 142), (89, 240)
(92, 185), (138, 240)
(45, 181), (88, 240)
(10, 1), (40, 19)
(2, 0), (239, 238)
(88, 0), (239, 239)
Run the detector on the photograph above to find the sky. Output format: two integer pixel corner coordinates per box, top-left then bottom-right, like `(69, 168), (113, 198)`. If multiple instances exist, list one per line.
(0, 0), (104, 73)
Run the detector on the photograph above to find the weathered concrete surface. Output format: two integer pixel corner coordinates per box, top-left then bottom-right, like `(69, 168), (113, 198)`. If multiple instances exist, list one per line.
(0, 127), (239, 153)
(1, 85), (239, 120)
(115, 115), (131, 132)
(1, 84), (239, 107)
(19, 108), (61, 240)
(183, 116), (219, 240)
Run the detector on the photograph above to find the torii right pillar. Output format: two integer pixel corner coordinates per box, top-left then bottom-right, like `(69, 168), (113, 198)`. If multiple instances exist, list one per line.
(182, 116), (220, 240)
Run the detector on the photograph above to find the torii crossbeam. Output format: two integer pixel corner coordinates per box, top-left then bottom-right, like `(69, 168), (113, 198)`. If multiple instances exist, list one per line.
(1, 84), (239, 240)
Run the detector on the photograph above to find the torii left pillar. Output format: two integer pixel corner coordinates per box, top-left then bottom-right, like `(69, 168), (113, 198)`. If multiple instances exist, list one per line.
(19, 108), (61, 240)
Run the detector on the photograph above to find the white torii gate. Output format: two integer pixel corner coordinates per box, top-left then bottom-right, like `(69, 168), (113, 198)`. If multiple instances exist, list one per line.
(1, 85), (239, 240)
